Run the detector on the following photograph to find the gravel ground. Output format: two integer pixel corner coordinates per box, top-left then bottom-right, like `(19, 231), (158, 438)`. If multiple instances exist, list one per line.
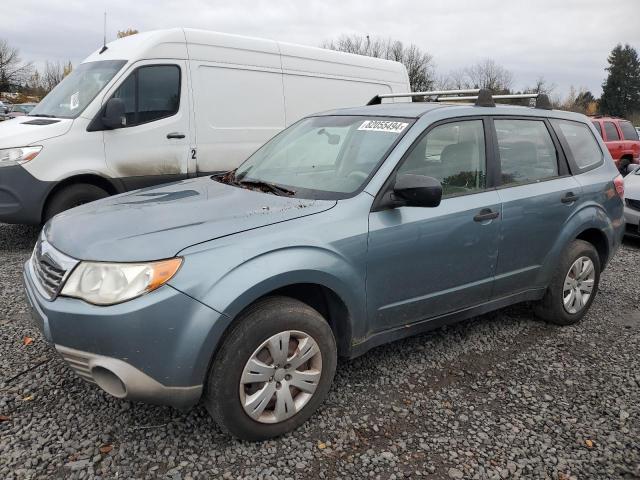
(0, 222), (638, 480)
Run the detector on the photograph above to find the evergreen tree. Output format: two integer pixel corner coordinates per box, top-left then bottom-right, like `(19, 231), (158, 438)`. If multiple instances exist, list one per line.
(600, 44), (640, 117)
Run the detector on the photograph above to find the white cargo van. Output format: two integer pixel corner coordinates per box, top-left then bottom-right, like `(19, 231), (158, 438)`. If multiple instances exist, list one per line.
(0, 28), (409, 224)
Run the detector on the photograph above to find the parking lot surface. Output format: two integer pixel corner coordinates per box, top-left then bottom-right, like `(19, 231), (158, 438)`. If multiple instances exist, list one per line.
(0, 222), (638, 480)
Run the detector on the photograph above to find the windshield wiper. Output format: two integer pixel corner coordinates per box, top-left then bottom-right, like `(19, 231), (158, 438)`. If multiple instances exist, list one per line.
(238, 179), (296, 196)
(213, 170), (295, 196)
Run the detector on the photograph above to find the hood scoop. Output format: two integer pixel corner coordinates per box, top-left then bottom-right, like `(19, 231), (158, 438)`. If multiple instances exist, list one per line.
(22, 119), (60, 125)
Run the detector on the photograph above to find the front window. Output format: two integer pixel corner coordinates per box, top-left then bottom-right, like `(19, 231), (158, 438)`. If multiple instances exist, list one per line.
(231, 116), (413, 199)
(29, 60), (126, 119)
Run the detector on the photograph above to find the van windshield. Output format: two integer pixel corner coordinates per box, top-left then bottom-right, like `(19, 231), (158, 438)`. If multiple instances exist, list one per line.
(227, 116), (413, 200)
(29, 60), (127, 119)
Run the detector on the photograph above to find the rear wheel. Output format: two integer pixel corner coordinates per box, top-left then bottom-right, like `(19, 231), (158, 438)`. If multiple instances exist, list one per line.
(534, 240), (600, 325)
(205, 296), (337, 441)
(43, 184), (109, 223)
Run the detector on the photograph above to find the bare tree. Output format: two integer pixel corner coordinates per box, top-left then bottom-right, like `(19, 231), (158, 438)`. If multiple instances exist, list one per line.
(117, 28), (139, 38)
(523, 76), (556, 96)
(322, 34), (435, 92)
(42, 61), (65, 93)
(463, 59), (513, 93)
(0, 39), (32, 91)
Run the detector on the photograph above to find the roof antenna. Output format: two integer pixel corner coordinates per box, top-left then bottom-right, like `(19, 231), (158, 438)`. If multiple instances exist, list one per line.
(99, 11), (108, 54)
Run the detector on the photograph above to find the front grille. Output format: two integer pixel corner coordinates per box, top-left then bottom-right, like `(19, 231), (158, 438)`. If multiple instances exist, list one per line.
(32, 253), (66, 298)
(626, 198), (640, 211)
(30, 235), (77, 300)
(56, 348), (95, 384)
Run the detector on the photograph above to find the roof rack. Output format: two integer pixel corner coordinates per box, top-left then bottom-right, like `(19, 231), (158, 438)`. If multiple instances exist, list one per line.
(367, 88), (553, 110)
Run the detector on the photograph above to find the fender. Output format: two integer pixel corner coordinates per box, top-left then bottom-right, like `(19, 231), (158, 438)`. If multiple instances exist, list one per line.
(536, 201), (617, 285)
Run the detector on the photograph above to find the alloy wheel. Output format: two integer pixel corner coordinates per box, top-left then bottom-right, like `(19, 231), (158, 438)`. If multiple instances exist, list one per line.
(239, 330), (323, 424)
(563, 256), (595, 314)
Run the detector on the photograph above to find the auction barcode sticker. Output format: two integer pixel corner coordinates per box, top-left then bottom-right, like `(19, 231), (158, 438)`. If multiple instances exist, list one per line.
(358, 120), (408, 133)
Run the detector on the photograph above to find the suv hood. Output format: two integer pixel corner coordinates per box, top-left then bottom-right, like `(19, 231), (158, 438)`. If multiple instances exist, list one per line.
(45, 177), (336, 262)
(0, 116), (73, 148)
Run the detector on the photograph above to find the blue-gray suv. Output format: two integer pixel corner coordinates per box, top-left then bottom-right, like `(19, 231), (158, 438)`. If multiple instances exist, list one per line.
(23, 93), (625, 440)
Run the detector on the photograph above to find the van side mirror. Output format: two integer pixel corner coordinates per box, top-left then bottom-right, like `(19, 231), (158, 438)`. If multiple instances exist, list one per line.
(393, 174), (443, 208)
(102, 98), (126, 129)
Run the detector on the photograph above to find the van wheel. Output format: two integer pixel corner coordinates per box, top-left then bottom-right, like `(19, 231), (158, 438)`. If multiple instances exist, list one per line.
(205, 296), (337, 441)
(43, 184), (109, 223)
(534, 240), (600, 326)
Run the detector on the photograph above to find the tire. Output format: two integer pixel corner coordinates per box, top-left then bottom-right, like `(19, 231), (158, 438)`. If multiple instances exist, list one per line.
(205, 296), (337, 441)
(43, 184), (109, 223)
(534, 239), (600, 326)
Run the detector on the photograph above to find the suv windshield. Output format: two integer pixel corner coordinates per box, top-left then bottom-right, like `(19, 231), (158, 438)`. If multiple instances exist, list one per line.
(231, 116), (413, 199)
(29, 60), (126, 119)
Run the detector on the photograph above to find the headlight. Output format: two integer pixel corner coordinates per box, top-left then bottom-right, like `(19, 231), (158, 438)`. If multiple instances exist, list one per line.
(0, 146), (42, 167)
(61, 258), (183, 305)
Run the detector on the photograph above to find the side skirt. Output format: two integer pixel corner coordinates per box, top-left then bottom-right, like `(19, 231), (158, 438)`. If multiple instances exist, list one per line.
(348, 288), (546, 359)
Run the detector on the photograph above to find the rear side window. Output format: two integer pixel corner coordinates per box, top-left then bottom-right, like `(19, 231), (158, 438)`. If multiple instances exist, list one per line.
(111, 64), (180, 127)
(592, 121), (603, 138)
(551, 119), (603, 170)
(620, 121), (639, 141)
(494, 119), (558, 185)
(397, 119), (486, 197)
(604, 121), (620, 141)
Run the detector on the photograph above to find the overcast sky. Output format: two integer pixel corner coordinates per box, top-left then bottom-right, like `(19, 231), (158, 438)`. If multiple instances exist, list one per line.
(5, 0), (640, 98)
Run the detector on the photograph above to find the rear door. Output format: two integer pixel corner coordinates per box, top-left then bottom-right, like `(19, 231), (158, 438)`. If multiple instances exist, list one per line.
(367, 118), (501, 331)
(603, 120), (624, 166)
(491, 116), (581, 297)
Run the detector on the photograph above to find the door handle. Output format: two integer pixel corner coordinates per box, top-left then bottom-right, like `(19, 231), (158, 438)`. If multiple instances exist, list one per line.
(473, 208), (499, 222)
(561, 192), (579, 204)
(167, 132), (185, 139)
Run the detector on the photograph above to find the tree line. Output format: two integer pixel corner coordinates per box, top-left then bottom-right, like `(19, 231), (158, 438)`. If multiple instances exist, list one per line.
(323, 34), (640, 122)
(1, 32), (639, 123)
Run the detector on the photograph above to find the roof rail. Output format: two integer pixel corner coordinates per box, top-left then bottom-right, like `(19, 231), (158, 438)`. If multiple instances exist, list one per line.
(366, 89), (480, 105)
(366, 88), (553, 110)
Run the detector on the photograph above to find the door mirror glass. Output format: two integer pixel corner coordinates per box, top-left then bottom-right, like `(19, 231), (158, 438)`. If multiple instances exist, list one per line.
(393, 174), (442, 207)
(102, 98), (126, 129)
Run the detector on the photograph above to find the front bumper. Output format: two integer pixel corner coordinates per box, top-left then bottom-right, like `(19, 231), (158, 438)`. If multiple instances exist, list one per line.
(23, 261), (227, 408)
(0, 164), (52, 224)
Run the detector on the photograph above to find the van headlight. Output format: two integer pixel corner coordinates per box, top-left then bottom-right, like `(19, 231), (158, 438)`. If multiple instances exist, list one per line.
(61, 258), (183, 305)
(0, 146), (42, 167)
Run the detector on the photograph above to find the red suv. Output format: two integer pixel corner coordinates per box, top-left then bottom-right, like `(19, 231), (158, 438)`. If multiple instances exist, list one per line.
(590, 116), (640, 172)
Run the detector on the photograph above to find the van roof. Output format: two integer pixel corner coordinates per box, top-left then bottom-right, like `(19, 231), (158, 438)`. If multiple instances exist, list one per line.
(82, 28), (408, 79)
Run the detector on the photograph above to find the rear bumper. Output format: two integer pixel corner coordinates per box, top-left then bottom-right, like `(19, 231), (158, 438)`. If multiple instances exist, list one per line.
(23, 261), (227, 408)
(0, 165), (51, 224)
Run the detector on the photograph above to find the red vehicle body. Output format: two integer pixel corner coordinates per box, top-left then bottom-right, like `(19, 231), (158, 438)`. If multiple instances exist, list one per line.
(590, 116), (640, 171)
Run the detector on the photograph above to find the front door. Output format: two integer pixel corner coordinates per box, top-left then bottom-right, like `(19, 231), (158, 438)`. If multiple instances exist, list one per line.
(367, 118), (500, 333)
(104, 61), (191, 190)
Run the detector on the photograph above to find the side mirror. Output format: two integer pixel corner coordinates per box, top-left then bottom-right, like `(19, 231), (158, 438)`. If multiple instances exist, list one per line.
(102, 98), (126, 129)
(393, 174), (443, 208)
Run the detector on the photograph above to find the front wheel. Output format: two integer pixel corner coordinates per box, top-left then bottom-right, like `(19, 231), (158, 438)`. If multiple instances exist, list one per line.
(43, 184), (109, 223)
(534, 240), (600, 325)
(205, 296), (337, 441)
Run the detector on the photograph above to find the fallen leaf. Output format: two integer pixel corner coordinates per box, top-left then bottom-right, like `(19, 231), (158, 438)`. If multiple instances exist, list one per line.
(22, 336), (34, 346)
(99, 444), (113, 454)
(0, 415), (10, 422)
(22, 395), (33, 401)
(585, 439), (594, 448)
(317, 442), (326, 450)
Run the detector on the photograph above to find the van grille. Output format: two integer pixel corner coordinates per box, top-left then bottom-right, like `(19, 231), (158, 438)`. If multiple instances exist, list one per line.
(626, 198), (640, 211)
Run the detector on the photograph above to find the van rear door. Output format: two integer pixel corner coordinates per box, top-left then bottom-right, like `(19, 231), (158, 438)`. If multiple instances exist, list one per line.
(103, 60), (191, 189)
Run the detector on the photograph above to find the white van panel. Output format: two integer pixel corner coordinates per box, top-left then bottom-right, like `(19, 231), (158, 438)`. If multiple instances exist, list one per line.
(282, 75), (392, 126)
(193, 64), (285, 173)
(184, 29), (280, 70)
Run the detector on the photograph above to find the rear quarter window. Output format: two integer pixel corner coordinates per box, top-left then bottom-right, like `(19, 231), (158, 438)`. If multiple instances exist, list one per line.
(551, 119), (603, 170)
(620, 121), (639, 141)
(604, 121), (620, 141)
